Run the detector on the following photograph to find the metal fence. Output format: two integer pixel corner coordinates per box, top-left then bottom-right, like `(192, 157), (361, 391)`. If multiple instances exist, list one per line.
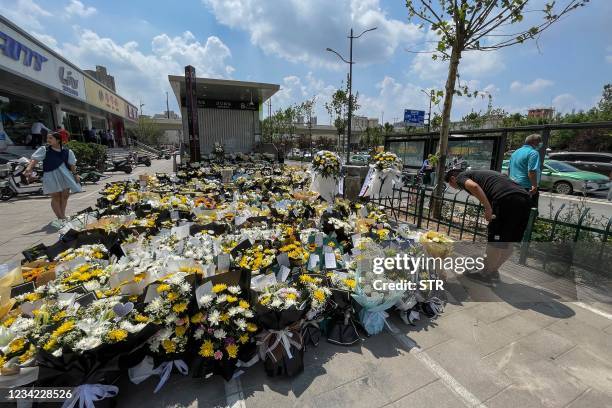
(370, 185), (612, 268)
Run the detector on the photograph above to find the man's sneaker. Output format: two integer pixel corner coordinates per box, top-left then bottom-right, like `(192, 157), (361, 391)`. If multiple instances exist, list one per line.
(49, 219), (63, 229)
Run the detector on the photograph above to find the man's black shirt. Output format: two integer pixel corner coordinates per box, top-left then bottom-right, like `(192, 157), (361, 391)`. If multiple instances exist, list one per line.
(455, 170), (528, 203)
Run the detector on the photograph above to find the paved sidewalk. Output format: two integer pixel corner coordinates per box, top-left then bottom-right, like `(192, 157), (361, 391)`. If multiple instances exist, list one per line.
(0, 159), (173, 264)
(115, 257), (612, 408)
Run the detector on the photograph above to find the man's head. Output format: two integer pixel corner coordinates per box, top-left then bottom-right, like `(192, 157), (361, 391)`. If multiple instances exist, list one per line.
(525, 133), (542, 148)
(444, 168), (463, 189)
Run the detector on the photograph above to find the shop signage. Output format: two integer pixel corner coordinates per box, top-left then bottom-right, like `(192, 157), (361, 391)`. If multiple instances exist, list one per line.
(0, 30), (47, 71)
(84, 76), (126, 117)
(181, 98), (258, 111)
(0, 21), (86, 101)
(126, 104), (138, 121)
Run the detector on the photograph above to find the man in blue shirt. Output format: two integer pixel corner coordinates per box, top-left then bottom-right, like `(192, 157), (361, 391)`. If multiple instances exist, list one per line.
(509, 134), (542, 208)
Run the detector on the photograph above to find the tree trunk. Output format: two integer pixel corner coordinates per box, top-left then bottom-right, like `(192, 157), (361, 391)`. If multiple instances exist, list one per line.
(432, 45), (461, 218)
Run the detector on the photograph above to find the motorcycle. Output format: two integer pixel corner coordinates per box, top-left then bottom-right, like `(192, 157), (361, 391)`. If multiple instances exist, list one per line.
(136, 155), (152, 167)
(105, 156), (133, 174)
(0, 160), (43, 201)
(78, 166), (104, 183)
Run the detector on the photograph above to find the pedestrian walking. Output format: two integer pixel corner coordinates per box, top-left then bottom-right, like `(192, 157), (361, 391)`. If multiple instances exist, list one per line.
(509, 133), (542, 208)
(30, 119), (50, 149)
(445, 168), (532, 283)
(24, 131), (81, 225)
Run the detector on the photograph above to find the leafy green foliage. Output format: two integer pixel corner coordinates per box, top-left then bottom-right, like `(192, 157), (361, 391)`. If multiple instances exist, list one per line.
(65, 140), (107, 169)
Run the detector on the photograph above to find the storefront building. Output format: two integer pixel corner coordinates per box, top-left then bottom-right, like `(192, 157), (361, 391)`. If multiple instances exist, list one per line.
(169, 75), (279, 155)
(0, 16), (137, 147)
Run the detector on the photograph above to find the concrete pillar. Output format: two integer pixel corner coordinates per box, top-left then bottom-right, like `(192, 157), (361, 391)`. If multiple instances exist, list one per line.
(85, 114), (93, 129)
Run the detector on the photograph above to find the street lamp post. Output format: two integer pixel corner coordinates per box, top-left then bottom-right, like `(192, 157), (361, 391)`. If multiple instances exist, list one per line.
(326, 26), (377, 164)
(420, 89), (434, 154)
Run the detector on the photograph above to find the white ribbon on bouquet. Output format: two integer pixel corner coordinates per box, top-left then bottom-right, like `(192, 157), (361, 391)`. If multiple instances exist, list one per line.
(256, 327), (302, 362)
(311, 173), (340, 203)
(367, 167), (403, 199)
(61, 384), (118, 408)
(128, 356), (188, 393)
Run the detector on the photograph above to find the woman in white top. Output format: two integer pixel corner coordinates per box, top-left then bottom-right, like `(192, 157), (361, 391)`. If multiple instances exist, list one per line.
(24, 132), (81, 221)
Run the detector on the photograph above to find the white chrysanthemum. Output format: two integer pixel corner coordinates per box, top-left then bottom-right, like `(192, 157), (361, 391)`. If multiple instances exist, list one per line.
(119, 321), (146, 334)
(194, 328), (204, 340)
(242, 310), (254, 318)
(285, 298), (297, 308)
(74, 336), (102, 351)
(213, 329), (227, 339)
(228, 307), (240, 316)
(165, 313), (178, 326)
(227, 285), (241, 295)
(216, 294), (227, 304)
(234, 318), (247, 331)
(208, 310), (221, 326)
(9, 317), (35, 335)
(179, 282), (191, 293)
(83, 280), (101, 291)
(52, 348), (63, 357)
(271, 298), (282, 308)
(199, 294), (213, 307)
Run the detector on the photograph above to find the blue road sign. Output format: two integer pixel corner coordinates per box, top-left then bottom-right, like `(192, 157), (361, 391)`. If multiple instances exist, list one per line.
(404, 109), (425, 126)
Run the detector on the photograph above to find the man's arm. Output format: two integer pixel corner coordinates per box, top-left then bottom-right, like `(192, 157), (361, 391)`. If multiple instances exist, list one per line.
(527, 151), (540, 192)
(463, 179), (494, 222)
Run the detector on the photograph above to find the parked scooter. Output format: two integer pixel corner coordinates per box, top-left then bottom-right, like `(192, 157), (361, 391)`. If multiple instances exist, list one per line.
(132, 152), (151, 167)
(105, 156), (133, 174)
(78, 166), (104, 183)
(0, 159), (43, 201)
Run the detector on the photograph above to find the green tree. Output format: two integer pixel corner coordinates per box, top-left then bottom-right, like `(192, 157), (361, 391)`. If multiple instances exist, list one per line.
(405, 0), (588, 214)
(325, 78), (359, 152)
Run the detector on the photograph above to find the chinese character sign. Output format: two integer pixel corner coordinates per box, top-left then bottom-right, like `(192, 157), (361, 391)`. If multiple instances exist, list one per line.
(404, 109), (425, 127)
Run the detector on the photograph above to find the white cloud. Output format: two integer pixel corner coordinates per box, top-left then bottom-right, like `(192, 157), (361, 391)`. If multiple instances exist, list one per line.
(409, 29), (504, 82)
(202, 0), (422, 68)
(31, 32), (59, 51)
(0, 0), (52, 31)
(552, 93), (584, 113)
(65, 0), (97, 18)
(59, 28), (234, 113)
(510, 78), (554, 93)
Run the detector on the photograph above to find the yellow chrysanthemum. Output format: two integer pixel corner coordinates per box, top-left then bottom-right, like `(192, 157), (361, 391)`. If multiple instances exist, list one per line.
(107, 329), (128, 342)
(157, 284), (171, 293)
(226, 343), (238, 359)
(199, 340), (214, 357)
(162, 339), (176, 353)
(238, 300), (250, 310)
(135, 314), (149, 323)
(246, 323), (257, 333)
(226, 295), (238, 303)
(167, 292), (179, 302)
(175, 326), (187, 337)
(344, 279), (357, 289)
(190, 313), (204, 324)
(212, 284), (227, 293)
(238, 334), (249, 344)
(313, 289), (326, 303)
(8, 338), (26, 353)
(172, 303), (188, 313)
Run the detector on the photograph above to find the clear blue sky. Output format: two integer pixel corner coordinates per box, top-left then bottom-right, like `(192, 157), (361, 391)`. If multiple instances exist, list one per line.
(3, 0), (610, 123)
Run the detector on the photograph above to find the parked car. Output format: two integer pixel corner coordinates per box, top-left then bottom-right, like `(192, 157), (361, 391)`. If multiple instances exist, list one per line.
(502, 159), (610, 195)
(548, 152), (612, 177)
(349, 154), (369, 165)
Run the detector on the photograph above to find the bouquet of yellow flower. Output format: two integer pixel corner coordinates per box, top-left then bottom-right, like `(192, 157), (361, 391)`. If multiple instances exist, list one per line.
(191, 283), (257, 380)
(371, 151), (402, 170)
(419, 230), (453, 258)
(236, 244), (277, 275)
(255, 283), (308, 377)
(311, 150), (341, 178)
(143, 273), (194, 360)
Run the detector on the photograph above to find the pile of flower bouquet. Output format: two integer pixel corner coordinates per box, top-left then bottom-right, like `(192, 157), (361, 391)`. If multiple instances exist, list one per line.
(0, 159), (453, 405)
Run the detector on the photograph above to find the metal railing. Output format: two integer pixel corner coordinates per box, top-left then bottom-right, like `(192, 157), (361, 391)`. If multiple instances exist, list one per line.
(370, 185), (612, 268)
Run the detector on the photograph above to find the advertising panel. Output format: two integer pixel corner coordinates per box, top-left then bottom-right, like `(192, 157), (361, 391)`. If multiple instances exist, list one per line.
(84, 76), (126, 117)
(0, 20), (86, 101)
